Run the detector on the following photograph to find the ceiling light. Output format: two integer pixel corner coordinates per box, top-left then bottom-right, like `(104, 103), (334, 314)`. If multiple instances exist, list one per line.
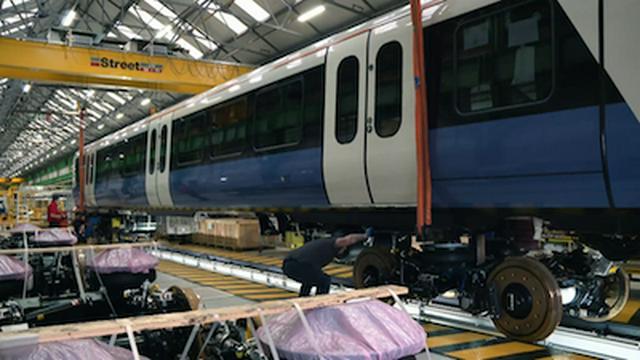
(116, 113), (124, 119)
(212, 11), (248, 35)
(156, 24), (173, 39)
(106, 92), (126, 105)
(117, 25), (142, 40)
(61, 9), (77, 27)
(1, 0), (27, 10)
(145, 0), (177, 20)
(234, 0), (270, 22)
(140, 98), (151, 106)
(298, 5), (325, 22)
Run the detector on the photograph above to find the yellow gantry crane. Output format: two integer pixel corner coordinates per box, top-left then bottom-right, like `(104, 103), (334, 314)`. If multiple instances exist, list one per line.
(0, 36), (253, 94)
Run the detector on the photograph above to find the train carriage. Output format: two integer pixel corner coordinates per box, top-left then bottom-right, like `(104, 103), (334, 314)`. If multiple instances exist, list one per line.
(74, 0), (640, 341)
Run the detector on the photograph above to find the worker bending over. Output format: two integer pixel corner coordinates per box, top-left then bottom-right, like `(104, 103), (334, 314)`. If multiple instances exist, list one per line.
(283, 228), (373, 296)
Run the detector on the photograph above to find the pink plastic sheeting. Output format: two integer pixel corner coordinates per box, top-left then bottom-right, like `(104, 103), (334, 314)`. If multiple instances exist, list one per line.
(0, 339), (149, 360)
(0, 255), (32, 281)
(87, 248), (159, 274)
(33, 228), (77, 245)
(257, 299), (426, 360)
(9, 223), (41, 233)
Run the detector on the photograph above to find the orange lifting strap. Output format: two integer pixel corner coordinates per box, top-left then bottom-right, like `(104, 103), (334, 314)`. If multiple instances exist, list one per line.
(410, 0), (434, 237)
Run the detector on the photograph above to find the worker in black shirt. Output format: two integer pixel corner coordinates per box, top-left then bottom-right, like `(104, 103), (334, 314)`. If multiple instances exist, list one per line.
(283, 228), (373, 296)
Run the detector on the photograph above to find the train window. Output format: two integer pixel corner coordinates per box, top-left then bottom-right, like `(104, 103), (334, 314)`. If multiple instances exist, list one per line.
(375, 42), (403, 138)
(336, 56), (359, 144)
(254, 79), (303, 150)
(455, 1), (553, 113)
(97, 149), (112, 178)
(89, 153), (95, 184)
(149, 129), (156, 175)
(210, 97), (249, 159)
(74, 157), (79, 185)
(159, 125), (167, 173)
(173, 112), (208, 167)
(122, 134), (147, 177)
(84, 155), (89, 185)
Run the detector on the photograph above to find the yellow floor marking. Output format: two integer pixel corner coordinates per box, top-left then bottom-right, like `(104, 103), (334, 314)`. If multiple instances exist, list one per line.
(537, 355), (594, 360)
(228, 288), (292, 295)
(261, 259), (284, 266)
(447, 342), (542, 359)
(325, 268), (353, 276)
(324, 268), (352, 275)
(177, 274), (234, 281)
(244, 293), (297, 300)
(214, 284), (273, 290)
(613, 299), (640, 323)
(423, 323), (450, 333)
(427, 332), (491, 348)
(194, 278), (250, 284)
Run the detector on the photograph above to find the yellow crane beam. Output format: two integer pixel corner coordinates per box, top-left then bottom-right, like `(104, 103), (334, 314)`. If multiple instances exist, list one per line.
(0, 37), (253, 94)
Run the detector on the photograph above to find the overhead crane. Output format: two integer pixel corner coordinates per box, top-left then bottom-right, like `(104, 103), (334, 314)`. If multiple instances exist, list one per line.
(0, 36), (253, 94)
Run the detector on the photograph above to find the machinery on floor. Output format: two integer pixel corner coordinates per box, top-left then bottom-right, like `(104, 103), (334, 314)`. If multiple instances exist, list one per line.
(0, 234), (203, 359)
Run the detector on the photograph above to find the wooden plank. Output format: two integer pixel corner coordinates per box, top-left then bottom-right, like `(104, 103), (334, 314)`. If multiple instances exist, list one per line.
(0, 242), (157, 255)
(0, 285), (407, 348)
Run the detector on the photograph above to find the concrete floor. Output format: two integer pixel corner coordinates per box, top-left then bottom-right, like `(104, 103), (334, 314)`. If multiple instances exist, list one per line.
(156, 271), (450, 359)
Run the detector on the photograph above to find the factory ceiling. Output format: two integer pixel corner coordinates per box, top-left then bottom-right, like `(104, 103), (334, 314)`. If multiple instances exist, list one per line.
(0, 0), (401, 177)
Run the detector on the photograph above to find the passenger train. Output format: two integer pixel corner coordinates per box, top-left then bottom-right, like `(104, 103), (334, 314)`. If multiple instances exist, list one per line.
(74, 0), (640, 341)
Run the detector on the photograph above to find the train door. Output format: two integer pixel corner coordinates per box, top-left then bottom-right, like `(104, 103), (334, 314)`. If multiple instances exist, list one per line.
(85, 152), (97, 207)
(323, 31), (371, 205)
(365, 20), (416, 204)
(145, 115), (174, 207)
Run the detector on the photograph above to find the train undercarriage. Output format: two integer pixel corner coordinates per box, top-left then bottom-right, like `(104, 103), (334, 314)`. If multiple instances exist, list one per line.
(345, 216), (632, 341)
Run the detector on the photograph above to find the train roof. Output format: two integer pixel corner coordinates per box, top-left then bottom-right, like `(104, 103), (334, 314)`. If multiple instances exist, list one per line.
(85, 0), (498, 153)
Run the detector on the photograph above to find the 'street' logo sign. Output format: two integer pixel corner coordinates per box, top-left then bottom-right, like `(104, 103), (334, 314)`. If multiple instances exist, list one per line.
(90, 57), (163, 73)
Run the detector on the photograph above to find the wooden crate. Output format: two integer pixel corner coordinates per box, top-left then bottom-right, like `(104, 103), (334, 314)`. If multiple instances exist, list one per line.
(195, 218), (275, 250)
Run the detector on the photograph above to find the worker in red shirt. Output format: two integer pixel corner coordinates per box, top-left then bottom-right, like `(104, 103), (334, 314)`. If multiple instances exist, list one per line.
(47, 195), (67, 228)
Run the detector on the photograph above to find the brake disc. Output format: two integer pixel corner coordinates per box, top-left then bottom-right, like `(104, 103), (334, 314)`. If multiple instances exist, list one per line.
(488, 257), (562, 341)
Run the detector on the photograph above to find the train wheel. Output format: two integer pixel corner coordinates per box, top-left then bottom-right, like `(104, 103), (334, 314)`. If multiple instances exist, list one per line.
(353, 247), (396, 288)
(169, 286), (201, 311)
(579, 268), (630, 322)
(488, 257), (562, 342)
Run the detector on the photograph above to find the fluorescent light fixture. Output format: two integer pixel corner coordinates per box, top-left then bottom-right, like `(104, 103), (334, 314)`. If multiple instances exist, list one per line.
(106, 92), (126, 105)
(234, 0), (270, 22)
(101, 102), (116, 111)
(1, 0), (28, 10)
(156, 24), (173, 39)
(22, 83), (31, 93)
(61, 9), (77, 27)
(212, 11), (248, 35)
(116, 25), (142, 40)
(85, 89), (95, 98)
(140, 98), (151, 106)
(195, 36), (218, 52)
(298, 5), (325, 22)
(145, 0), (177, 19)
(116, 113), (124, 119)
